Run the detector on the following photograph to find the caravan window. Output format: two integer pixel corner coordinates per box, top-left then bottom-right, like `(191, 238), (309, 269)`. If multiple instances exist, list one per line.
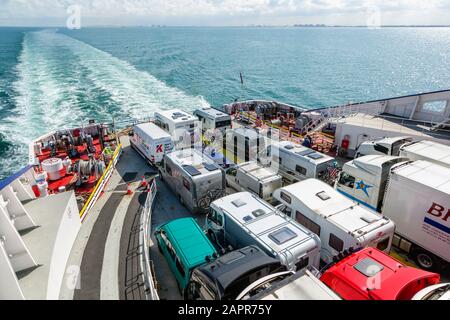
(166, 163), (173, 176)
(329, 233), (344, 252)
(280, 192), (292, 204)
(175, 258), (186, 278)
(295, 165), (307, 176)
(338, 173), (355, 188)
(296, 211), (321, 236)
(183, 178), (191, 191)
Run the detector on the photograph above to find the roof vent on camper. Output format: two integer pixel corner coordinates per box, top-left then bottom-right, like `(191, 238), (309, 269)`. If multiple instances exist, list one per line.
(316, 191), (331, 201)
(204, 163), (218, 172)
(268, 227), (298, 245)
(297, 149), (314, 156)
(307, 153), (324, 160)
(243, 215), (253, 222)
(252, 209), (266, 218)
(232, 199), (247, 208)
(284, 145), (295, 150)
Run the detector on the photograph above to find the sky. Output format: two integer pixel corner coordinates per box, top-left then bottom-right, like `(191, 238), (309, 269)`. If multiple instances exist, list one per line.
(0, 0), (450, 27)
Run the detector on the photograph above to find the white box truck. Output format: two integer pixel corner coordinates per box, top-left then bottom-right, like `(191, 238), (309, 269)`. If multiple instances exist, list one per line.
(206, 192), (321, 271)
(355, 136), (413, 158)
(337, 156), (450, 272)
(274, 179), (395, 265)
(130, 123), (174, 165)
(225, 162), (282, 203)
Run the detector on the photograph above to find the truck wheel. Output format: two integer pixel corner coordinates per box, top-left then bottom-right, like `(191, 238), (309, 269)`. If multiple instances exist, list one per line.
(411, 248), (442, 272)
(208, 230), (218, 245)
(159, 171), (164, 182)
(157, 241), (163, 254)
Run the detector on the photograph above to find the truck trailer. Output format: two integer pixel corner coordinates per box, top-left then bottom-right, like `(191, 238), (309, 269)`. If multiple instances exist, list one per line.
(337, 156), (450, 272)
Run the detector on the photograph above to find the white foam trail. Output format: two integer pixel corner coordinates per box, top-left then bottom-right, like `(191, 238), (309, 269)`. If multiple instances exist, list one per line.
(0, 29), (210, 177)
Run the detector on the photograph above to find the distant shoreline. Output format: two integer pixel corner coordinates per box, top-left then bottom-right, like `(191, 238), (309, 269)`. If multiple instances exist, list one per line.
(1, 25), (450, 29)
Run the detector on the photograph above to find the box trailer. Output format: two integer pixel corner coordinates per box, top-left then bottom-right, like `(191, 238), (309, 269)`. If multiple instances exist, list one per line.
(206, 192), (321, 271)
(399, 140), (450, 169)
(337, 157), (450, 271)
(274, 179), (395, 264)
(130, 123), (174, 165)
(382, 160), (450, 271)
(225, 162), (282, 203)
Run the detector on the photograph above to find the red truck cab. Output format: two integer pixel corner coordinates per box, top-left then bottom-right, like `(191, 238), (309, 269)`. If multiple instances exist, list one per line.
(320, 248), (440, 300)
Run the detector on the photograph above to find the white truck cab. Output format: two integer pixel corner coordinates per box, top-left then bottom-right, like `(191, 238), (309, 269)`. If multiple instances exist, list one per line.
(355, 136), (413, 158)
(336, 155), (408, 211)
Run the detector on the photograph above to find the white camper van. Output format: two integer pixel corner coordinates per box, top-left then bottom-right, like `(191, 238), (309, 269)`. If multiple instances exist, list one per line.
(274, 179), (395, 264)
(225, 162), (282, 203)
(159, 149), (226, 213)
(154, 109), (199, 147)
(269, 141), (336, 184)
(193, 107), (232, 133)
(130, 123), (174, 165)
(206, 192), (321, 271)
(337, 156), (450, 272)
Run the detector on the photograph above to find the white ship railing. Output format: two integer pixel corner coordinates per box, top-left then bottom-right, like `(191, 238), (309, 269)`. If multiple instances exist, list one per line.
(140, 178), (159, 300)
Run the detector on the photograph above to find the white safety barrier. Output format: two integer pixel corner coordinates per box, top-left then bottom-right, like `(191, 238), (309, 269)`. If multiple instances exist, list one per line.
(140, 179), (159, 300)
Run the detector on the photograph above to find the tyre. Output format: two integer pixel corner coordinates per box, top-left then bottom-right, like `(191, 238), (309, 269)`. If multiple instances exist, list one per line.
(208, 230), (218, 245)
(156, 240), (163, 254)
(158, 171), (164, 182)
(411, 247), (442, 272)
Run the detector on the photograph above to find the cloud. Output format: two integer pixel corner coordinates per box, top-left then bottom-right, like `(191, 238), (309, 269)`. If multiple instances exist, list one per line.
(1, 0), (449, 25)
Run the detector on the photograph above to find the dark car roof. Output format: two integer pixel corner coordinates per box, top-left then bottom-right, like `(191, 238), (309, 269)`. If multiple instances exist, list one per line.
(195, 246), (284, 294)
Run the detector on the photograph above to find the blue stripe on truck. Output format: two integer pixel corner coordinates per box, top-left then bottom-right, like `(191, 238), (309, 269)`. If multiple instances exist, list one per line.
(424, 217), (450, 235)
(336, 189), (378, 212)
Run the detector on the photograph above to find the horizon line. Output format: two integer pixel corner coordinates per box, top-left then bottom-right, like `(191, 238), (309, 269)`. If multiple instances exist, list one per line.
(1, 24), (450, 28)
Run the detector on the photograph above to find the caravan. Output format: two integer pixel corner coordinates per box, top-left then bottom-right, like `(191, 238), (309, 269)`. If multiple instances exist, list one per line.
(225, 162), (282, 203)
(206, 192), (321, 271)
(193, 107), (232, 133)
(154, 109), (199, 147)
(225, 128), (268, 164)
(269, 141), (337, 184)
(274, 179), (395, 264)
(159, 149), (226, 214)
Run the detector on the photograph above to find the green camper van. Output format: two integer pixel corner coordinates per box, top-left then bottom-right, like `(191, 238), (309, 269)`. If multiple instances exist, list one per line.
(155, 217), (217, 295)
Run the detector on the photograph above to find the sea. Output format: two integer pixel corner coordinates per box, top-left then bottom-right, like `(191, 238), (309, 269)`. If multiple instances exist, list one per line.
(1, 26), (450, 179)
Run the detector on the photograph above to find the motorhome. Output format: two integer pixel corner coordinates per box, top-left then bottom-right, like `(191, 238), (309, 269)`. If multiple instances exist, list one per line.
(154, 109), (199, 147)
(130, 123), (174, 165)
(225, 162), (282, 203)
(268, 141), (337, 184)
(206, 192), (321, 271)
(355, 136), (413, 158)
(159, 149), (226, 214)
(193, 107), (232, 134)
(187, 246), (286, 300)
(337, 156), (450, 272)
(274, 179), (395, 264)
(225, 127), (268, 164)
(320, 248), (440, 300)
(154, 218), (217, 296)
(237, 269), (342, 300)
